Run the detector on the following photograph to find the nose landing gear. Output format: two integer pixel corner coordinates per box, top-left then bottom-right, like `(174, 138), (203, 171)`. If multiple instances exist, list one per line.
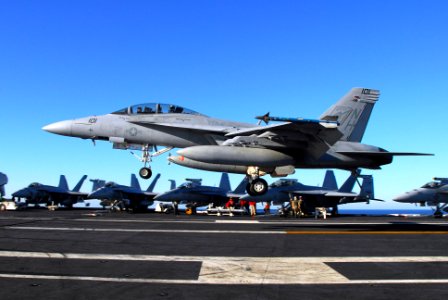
(132, 145), (173, 180)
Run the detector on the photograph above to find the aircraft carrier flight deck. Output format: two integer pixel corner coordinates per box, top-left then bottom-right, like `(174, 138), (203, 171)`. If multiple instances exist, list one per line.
(0, 209), (447, 300)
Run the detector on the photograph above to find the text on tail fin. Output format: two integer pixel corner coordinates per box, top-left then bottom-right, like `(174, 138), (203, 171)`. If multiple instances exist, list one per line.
(320, 88), (380, 142)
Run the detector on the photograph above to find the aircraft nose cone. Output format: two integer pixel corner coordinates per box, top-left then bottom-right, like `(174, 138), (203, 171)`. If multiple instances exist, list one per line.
(42, 120), (73, 136)
(393, 190), (418, 203)
(12, 189), (31, 198)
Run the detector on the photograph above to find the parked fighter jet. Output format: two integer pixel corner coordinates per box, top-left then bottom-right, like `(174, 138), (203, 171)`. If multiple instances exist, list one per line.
(393, 177), (448, 217)
(43, 88), (429, 196)
(154, 173), (248, 210)
(88, 173), (161, 211)
(0, 172), (7, 198)
(240, 170), (377, 214)
(12, 175), (98, 208)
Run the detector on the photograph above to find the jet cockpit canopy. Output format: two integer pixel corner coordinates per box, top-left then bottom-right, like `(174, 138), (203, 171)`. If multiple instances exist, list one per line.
(178, 179), (202, 189)
(270, 179), (298, 188)
(28, 183), (42, 188)
(112, 103), (206, 116)
(104, 182), (118, 188)
(421, 181), (444, 189)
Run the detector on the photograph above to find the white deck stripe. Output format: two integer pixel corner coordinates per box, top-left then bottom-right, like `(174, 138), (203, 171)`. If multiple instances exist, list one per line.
(6, 226), (283, 234)
(0, 251), (447, 285)
(1, 274), (447, 285)
(1, 216), (447, 226)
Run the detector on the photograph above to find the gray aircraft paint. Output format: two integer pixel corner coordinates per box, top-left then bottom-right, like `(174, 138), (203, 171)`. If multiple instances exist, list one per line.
(43, 88), (430, 195)
(394, 178), (448, 216)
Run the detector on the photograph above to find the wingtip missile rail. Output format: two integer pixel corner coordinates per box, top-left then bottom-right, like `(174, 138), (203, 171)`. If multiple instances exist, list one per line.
(255, 113), (339, 128)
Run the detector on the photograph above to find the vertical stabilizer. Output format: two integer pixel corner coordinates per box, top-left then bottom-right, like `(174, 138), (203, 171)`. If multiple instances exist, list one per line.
(0, 173), (7, 197)
(168, 180), (176, 190)
(146, 173), (161, 192)
(339, 170), (361, 192)
(72, 175), (88, 192)
(320, 88), (380, 142)
(359, 175), (374, 199)
(219, 173), (231, 192)
(322, 171), (338, 190)
(59, 175), (69, 191)
(232, 177), (249, 194)
(131, 174), (141, 190)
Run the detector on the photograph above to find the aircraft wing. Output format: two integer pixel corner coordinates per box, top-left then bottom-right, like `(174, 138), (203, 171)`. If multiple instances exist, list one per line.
(226, 122), (342, 143)
(225, 122), (343, 157)
(287, 190), (356, 198)
(187, 190), (227, 197)
(66, 191), (88, 197)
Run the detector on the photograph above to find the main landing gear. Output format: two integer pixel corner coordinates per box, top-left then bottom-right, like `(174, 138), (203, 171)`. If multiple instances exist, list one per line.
(133, 144), (173, 180)
(246, 178), (269, 196)
(245, 167), (269, 196)
(434, 203), (447, 218)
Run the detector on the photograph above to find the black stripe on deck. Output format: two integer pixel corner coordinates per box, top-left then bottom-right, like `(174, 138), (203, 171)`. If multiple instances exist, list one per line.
(0, 257), (201, 280)
(326, 262), (448, 280)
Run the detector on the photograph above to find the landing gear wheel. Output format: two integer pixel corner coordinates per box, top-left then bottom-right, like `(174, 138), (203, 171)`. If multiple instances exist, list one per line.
(247, 178), (268, 196)
(139, 167), (152, 179)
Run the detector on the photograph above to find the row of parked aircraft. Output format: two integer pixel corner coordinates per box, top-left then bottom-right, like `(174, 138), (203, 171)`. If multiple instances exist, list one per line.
(1, 171), (447, 216)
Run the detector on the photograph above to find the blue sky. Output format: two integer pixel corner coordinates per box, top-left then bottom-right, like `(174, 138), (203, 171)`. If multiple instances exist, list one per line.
(1, 0), (447, 209)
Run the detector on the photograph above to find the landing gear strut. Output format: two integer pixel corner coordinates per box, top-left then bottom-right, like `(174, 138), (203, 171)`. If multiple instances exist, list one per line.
(132, 145), (173, 180)
(139, 144), (152, 179)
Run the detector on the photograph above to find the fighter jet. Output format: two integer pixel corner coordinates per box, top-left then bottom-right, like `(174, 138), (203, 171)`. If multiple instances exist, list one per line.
(0, 172), (7, 198)
(43, 88), (430, 196)
(12, 175), (96, 208)
(393, 177), (448, 217)
(88, 173), (161, 211)
(240, 170), (376, 214)
(154, 173), (248, 210)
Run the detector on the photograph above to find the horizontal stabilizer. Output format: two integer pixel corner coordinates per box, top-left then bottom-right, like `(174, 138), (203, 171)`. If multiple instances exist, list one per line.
(337, 151), (433, 156)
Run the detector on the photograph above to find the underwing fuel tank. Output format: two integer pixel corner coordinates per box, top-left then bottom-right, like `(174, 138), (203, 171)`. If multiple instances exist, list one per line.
(177, 146), (295, 167)
(168, 155), (248, 174)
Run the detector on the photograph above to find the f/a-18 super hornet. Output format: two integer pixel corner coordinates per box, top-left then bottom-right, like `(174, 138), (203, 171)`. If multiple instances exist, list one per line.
(43, 88), (430, 196)
(154, 173), (248, 211)
(240, 170), (377, 215)
(88, 173), (161, 211)
(393, 177), (448, 217)
(11, 175), (102, 208)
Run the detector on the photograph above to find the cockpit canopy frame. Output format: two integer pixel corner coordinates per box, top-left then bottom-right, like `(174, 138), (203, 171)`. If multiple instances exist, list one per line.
(112, 103), (206, 116)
